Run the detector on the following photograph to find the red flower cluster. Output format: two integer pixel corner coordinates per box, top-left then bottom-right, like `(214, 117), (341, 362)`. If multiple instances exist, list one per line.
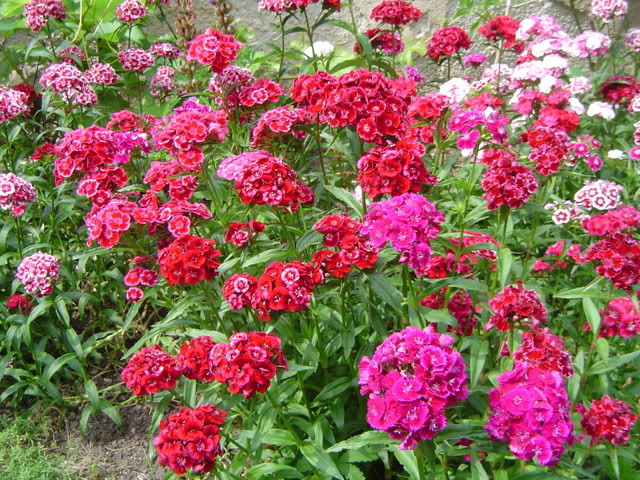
(427, 26), (472, 60)
(577, 396), (638, 446)
(252, 261), (323, 321)
(534, 106), (580, 134)
(154, 405), (227, 475)
(210, 332), (288, 398)
(121, 345), (180, 395)
(223, 273), (258, 310)
(233, 150), (313, 211)
(592, 297), (640, 338)
(527, 126), (570, 176)
(533, 240), (584, 272)
(153, 103), (228, 169)
(186, 28), (242, 73)
(312, 214), (379, 278)
(107, 109), (151, 132)
(481, 157), (539, 210)
(513, 328), (574, 377)
(355, 29), (404, 55)
(599, 76), (640, 105)
(582, 205), (640, 236)
(478, 16), (523, 52)
(420, 288), (477, 336)
(409, 93), (449, 120)
(177, 336), (217, 383)
(584, 233), (640, 290)
(357, 137), (437, 198)
(238, 78), (284, 108)
(157, 234), (222, 286)
(5, 293), (33, 314)
(486, 283), (548, 331)
(370, 0), (423, 25)
(224, 221), (265, 247)
(250, 107), (310, 147)
(291, 69), (414, 144)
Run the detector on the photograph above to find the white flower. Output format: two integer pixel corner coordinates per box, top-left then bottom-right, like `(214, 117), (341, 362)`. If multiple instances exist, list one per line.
(439, 78), (471, 104)
(304, 41), (334, 58)
(568, 97), (585, 115)
(539, 75), (558, 94)
(587, 101), (615, 120)
(607, 149), (624, 159)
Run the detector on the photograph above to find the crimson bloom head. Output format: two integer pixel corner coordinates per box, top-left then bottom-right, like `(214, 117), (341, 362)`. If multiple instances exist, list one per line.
(121, 345), (180, 395)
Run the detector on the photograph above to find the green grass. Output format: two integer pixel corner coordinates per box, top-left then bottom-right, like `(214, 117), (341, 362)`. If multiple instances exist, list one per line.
(0, 415), (78, 480)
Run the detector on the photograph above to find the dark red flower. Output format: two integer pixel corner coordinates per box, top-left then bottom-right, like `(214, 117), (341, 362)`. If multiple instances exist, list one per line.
(222, 273), (258, 310)
(186, 28), (242, 73)
(584, 233), (640, 290)
(578, 396), (638, 446)
(513, 328), (573, 377)
(177, 336), (217, 383)
(427, 26), (472, 60)
(157, 234), (222, 286)
(487, 283), (547, 331)
(481, 158), (538, 209)
(121, 345), (180, 395)
(370, 0), (423, 25)
(478, 16), (523, 52)
(599, 76), (640, 105)
(5, 294), (33, 314)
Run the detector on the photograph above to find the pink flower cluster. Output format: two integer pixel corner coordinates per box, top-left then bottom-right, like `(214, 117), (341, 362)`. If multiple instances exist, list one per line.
(625, 28), (640, 52)
(16, 252), (60, 297)
(118, 48), (154, 72)
(590, 0), (627, 22)
(186, 28), (243, 74)
(83, 63), (119, 85)
(0, 85), (29, 123)
(23, 0), (65, 32)
(581, 205), (640, 236)
(124, 262), (159, 303)
(149, 42), (181, 59)
(150, 66), (176, 95)
(361, 193), (445, 276)
(486, 364), (573, 466)
(593, 297), (640, 338)
(251, 107), (310, 147)
(0, 173), (36, 216)
(358, 326), (468, 449)
(115, 0), (147, 23)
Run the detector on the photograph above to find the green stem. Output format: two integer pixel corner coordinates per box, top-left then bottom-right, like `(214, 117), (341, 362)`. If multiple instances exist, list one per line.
(301, 8), (318, 71)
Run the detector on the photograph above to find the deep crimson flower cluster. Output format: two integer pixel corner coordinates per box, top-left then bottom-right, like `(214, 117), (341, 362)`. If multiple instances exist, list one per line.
(5, 294), (33, 314)
(577, 396), (638, 446)
(157, 234), (222, 286)
(291, 69), (414, 144)
(121, 345), (180, 395)
(527, 126), (570, 176)
(251, 107), (310, 147)
(481, 157), (539, 210)
(0, 85), (29, 123)
(176, 336), (217, 382)
(427, 26), (472, 60)
(232, 150), (313, 211)
(513, 328), (574, 377)
(478, 16), (523, 52)
(224, 221), (265, 247)
(153, 405), (226, 475)
(153, 100), (228, 169)
(251, 261), (323, 321)
(357, 137), (436, 198)
(370, 0), (423, 25)
(358, 326), (468, 449)
(592, 297), (640, 338)
(209, 332), (288, 398)
(582, 205), (640, 236)
(16, 252), (60, 297)
(486, 283), (548, 331)
(486, 364), (574, 466)
(599, 76), (640, 105)
(186, 28), (243, 73)
(115, 0), (147, 23)
(422, 232), (499, 279)
(223, 273), (258, 310)
(23, 0), (65, 32)
(420, 288), (478, 336)
(118, 48), (154, 71)
(312, 214), (379, 278)
(83, 63), (119, 85)
(361, 193), (445, 275)
(0, 173), (37, 216)
(584, 233), (640, 290)
(31, 142), (56, 161)
(355, 29), (404, 55)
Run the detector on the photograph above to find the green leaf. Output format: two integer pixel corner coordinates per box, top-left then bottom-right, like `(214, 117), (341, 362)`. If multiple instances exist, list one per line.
(422, 308), (457, 327)
(42, 352), (76, 383)
(327, 431), (390, 453)
(366, 274), (402, 312)
(247, 464), (302, 479)
(555, 287), (607, 299)
(315, 377), (352, 403)
(242, 248), (291, 268)
(589, 351), (640, 375)
(470, 339), (489, 389)
(471, 458), (489, 480)
(391, 447), (422, 480)
(297, 230), (323, 251)
(498, 247), (512, 288)
(595, 338), (609, 364)
(582, 298), (601, 336)
(300, 442), (344, 480)
(261, 429), (298, 447)
(325, 186), (363, 216)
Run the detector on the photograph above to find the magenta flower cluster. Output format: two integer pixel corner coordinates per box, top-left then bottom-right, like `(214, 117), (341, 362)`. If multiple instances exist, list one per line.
(361, 193), (445, 276)
(0, 86), (29, 124)
(486, 364), (574, 466)
(358, 326), (468, 449)
(16, 252), (60, 297)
